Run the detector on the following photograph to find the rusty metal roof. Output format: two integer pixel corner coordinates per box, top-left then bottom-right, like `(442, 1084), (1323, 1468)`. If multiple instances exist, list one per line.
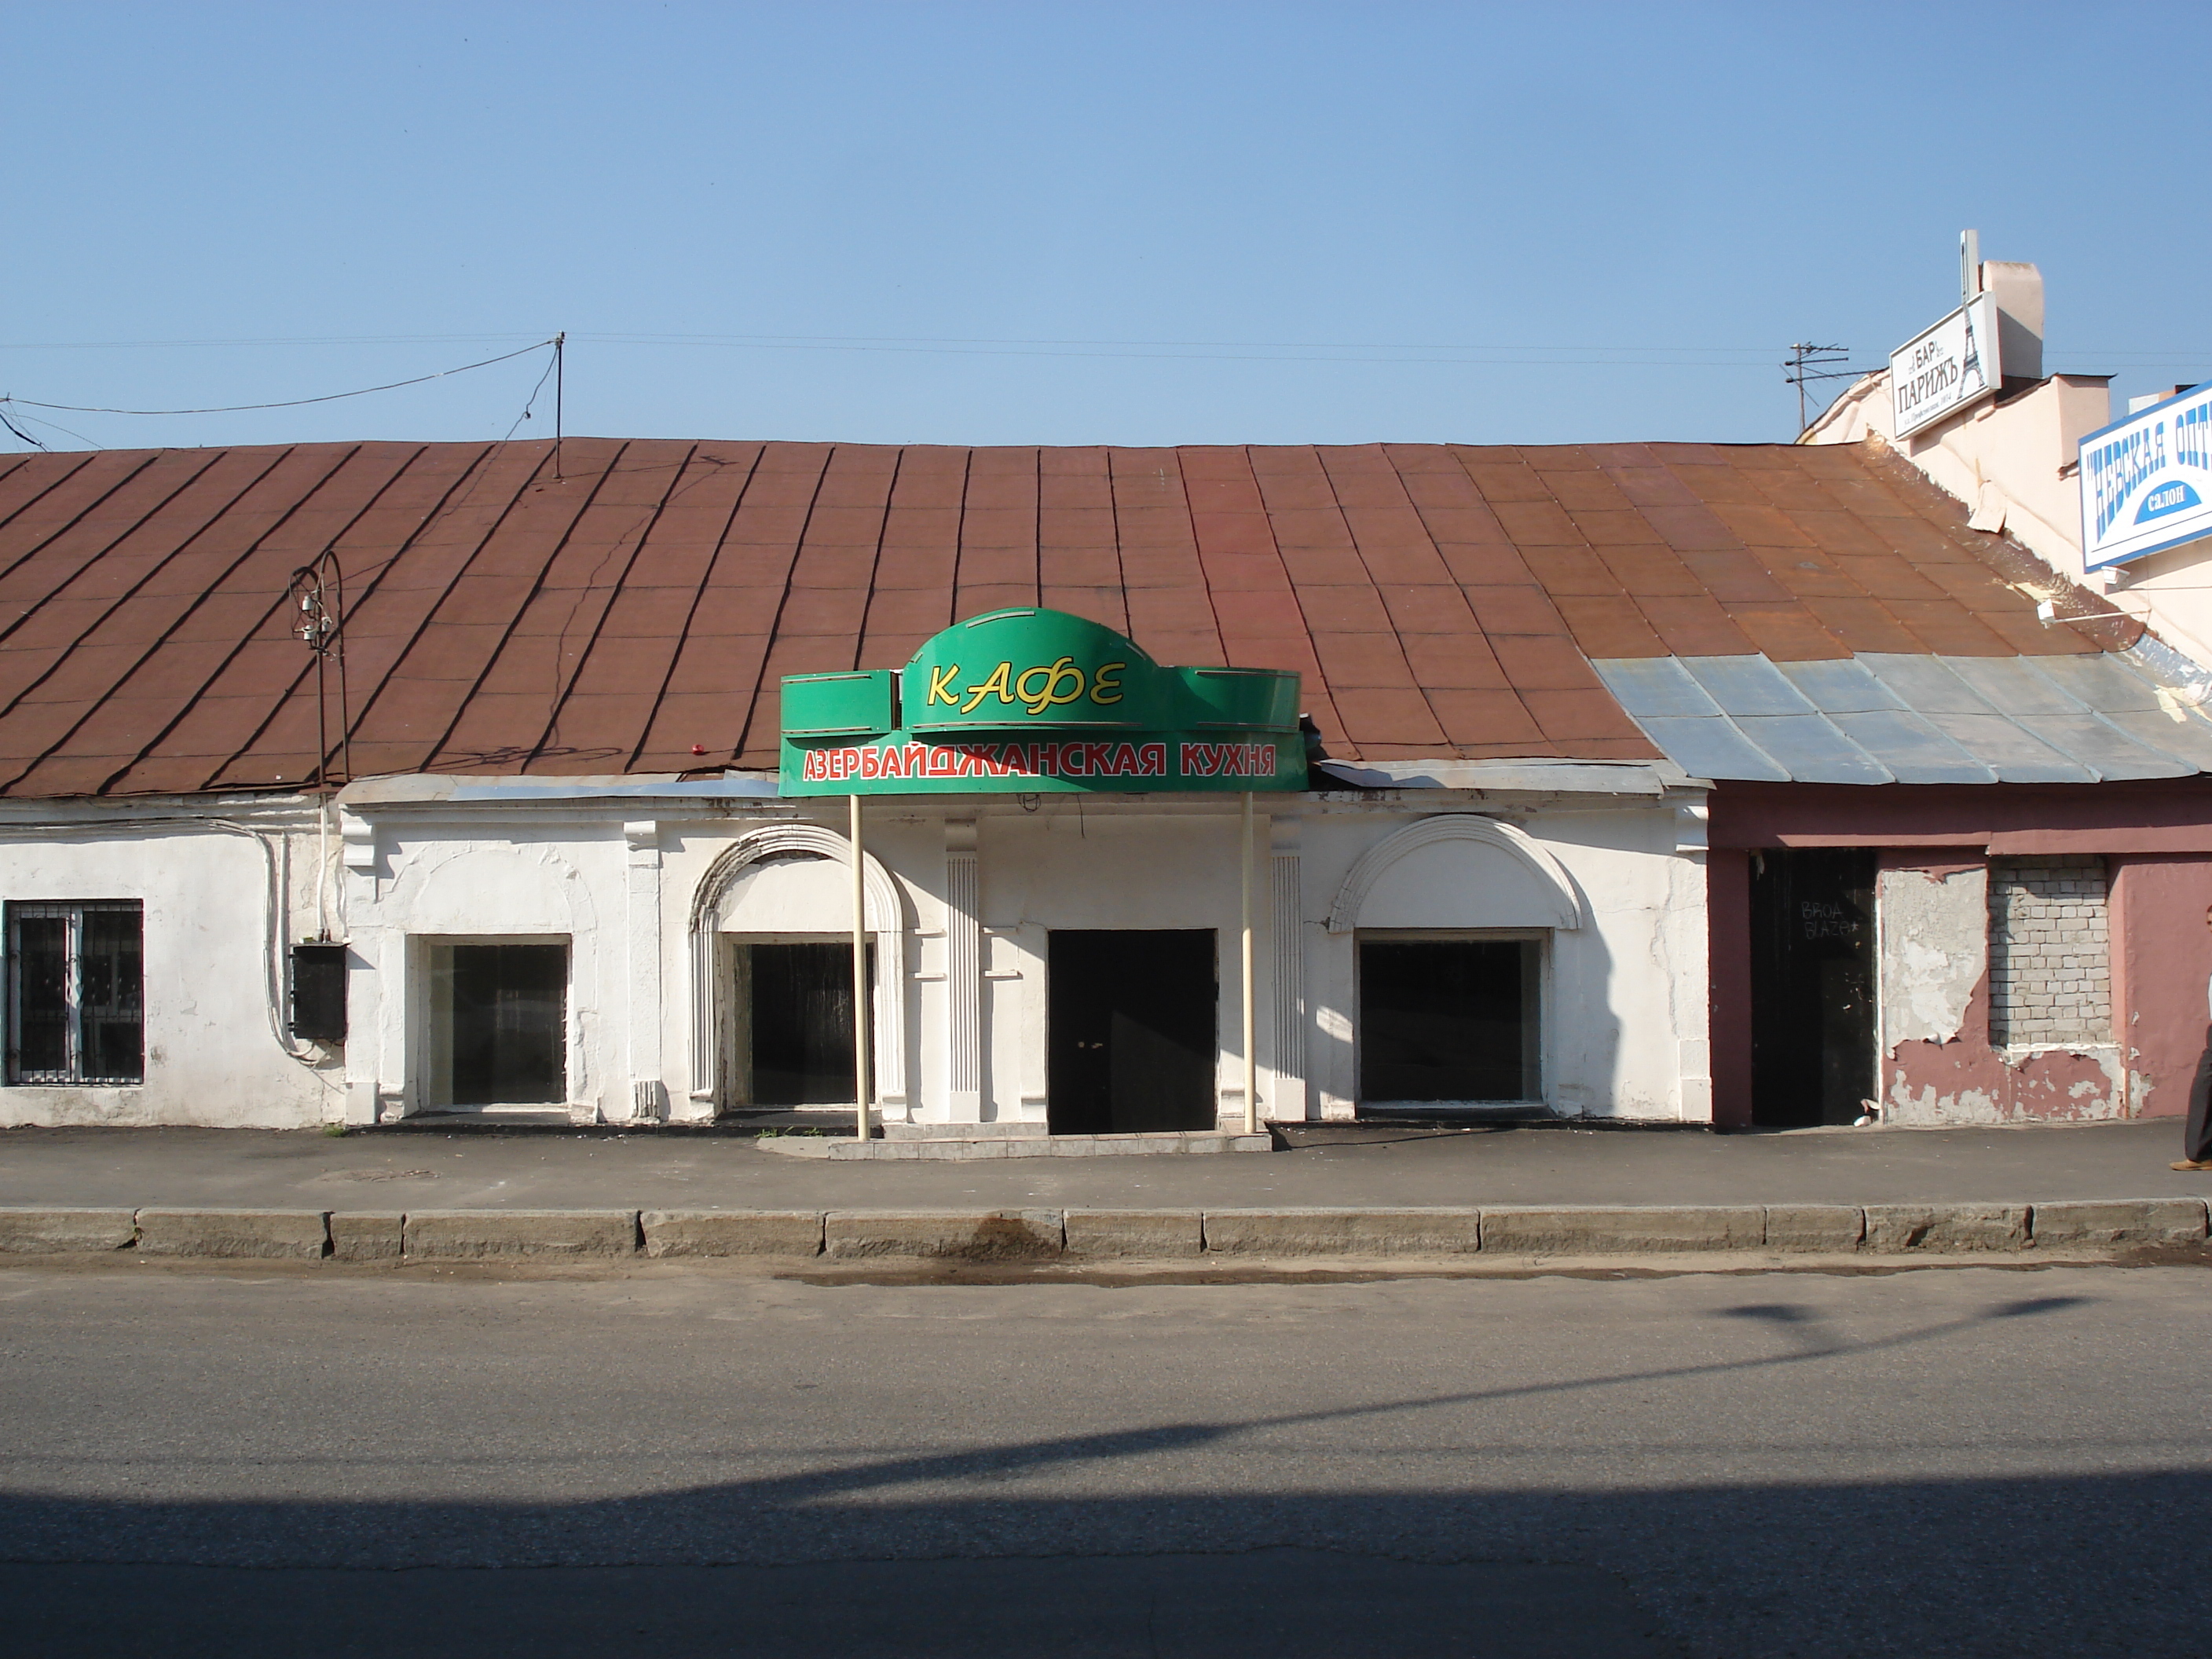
(0, 436), (2159, 798)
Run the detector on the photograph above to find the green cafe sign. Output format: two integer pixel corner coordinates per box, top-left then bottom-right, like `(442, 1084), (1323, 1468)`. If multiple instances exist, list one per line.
(779, 610), (1306, 796)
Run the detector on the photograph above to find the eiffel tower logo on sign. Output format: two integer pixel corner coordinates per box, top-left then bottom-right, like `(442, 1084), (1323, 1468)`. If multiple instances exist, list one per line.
(1959, 304), (1987, 397)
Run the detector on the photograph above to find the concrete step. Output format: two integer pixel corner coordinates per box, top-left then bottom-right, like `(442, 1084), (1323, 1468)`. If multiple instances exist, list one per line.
(760, 1130), (1274, 1160)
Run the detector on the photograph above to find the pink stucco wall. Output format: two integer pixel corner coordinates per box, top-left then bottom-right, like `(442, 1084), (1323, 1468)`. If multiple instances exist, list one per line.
(2110, 855), (2212, 1119)
(1708, 782), (2212, 1126)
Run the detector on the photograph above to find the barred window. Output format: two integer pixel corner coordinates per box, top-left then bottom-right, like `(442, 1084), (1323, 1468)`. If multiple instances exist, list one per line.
(7, 901), (144, 1086)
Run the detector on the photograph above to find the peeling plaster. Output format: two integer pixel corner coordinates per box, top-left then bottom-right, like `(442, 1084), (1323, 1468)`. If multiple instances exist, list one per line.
(1875, 859), (2126, 1123)
(1877, 866), (1984, 1053)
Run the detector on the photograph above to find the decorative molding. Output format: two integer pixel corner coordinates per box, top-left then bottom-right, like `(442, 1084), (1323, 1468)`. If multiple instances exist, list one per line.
(1673, 802), (1709, 854)
(1324, 814), (1584, 934)
(340, 811), (376, 873)
(685, 823), (908, 1111)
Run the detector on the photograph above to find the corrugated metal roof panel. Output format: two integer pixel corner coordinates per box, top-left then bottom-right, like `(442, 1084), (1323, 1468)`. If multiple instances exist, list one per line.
(1816, 710), (1996, 784)
(1856, 653), (2005, 715)
(1771, 657), (1910, 712)
(1679, 654), (1819, 717)
(1939, 654), (2099, 718)
(1593, 648), (2212, 785)
(1587, 654), (1723, 720)
(1917, 713), (2098, 783)
(1856, 655), (2102, 782)
(2075, 705), (2212, 771)
(2010, 712), (2192, 780)
(1729, 713), (1895, 783)
(1930, 655), (2194, 778)
(1628, 714), (1791, 782)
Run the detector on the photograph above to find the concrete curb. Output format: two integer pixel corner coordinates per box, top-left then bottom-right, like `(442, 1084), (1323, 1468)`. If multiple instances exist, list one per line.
(763, 1133), (1273, 1162)
(0, 1206), (139, 1254)
(1863, 1203), (2029, 1252)
(331, 1211), (403, 1262)
(1201, 1207), (1481, 1257)
(401, 1210), (641, 1260)
(1480, 1204), (1763, 1255)
(136, 1207), (331, 1260)
(824, 1209), (1064, 1260)
(1064, 1209), (1206, 1259)
(0, 1198), (2200, 1263)
(643, 1210), (826, 1258)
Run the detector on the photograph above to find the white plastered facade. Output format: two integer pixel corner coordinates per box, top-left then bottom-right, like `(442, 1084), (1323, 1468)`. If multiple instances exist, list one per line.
(0, 796), (344, 1126)
(0, 775), (1716, 1129)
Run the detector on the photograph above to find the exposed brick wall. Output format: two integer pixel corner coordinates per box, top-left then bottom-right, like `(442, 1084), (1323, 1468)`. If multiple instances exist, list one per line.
(1987, 856), (2112, 1047)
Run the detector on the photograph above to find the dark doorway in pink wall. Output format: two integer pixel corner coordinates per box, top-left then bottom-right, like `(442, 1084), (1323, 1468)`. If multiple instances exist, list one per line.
(1750, 849), (1876, 1127)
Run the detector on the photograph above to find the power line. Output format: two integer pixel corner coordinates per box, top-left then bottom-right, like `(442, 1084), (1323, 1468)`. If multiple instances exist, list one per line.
(501, 346), (560, 442)
(0, 329), (1786, 356)
(579, 337), (1771, 369)
(3, 328), (2210, 363)
(0, 408), (47, 450)
(0, 339), (557, 417)
(0, 407), (98, 451)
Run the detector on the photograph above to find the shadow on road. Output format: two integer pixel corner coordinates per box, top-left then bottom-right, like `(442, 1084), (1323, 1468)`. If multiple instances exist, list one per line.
(2, 1288), (2193, 1657)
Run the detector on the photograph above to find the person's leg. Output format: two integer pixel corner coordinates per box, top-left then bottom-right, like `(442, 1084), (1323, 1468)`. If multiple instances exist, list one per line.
(2181, 1026), (2212, 1167)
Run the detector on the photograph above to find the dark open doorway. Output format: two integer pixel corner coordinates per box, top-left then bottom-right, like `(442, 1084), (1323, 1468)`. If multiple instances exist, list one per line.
(1750, 848), (1875, 1127)
(739, 940), (873, 1107)
(432, 942), (567, 1107)
(1048, 929), (1216, 1134)
(1358, 936), (1540, 1104)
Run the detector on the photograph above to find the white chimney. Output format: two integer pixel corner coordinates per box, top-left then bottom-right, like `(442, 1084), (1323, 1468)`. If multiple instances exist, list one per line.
(1979, 260), (2044, 382)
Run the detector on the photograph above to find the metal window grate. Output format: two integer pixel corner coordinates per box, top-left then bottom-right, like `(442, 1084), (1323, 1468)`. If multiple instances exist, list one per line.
(7, 900), (144, 1086)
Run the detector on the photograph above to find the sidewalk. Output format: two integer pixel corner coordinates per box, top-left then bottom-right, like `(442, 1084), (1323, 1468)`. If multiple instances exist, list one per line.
(0, 1117), (2202, 1212)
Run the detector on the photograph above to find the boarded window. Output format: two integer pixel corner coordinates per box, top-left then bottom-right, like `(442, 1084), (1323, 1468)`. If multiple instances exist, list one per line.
(429, 942), (568, 1106)
(6, 901), (144, 1086)
(1358, 936), (1540, 1104)
(1987, 857), (2110, 1047)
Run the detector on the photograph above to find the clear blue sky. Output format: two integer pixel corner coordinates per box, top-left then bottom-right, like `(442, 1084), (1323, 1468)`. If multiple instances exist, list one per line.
(3, 2), (2205, 452)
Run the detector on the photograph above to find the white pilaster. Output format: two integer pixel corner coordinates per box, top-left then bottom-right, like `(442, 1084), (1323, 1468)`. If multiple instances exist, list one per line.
(623, 820), (665, 1122)
(944, 819), (982, 1122)
(338, 811), (397, 1123)
(1268, 818), (1308, 1121)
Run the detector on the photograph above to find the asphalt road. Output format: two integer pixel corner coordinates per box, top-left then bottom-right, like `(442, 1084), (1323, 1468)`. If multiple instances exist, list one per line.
(2, 1257), (2208, 1657)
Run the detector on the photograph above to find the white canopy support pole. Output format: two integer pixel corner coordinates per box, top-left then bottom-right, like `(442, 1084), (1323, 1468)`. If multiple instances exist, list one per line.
(851, 792), (872, 1142)
(1241, 790), (1258, 1136)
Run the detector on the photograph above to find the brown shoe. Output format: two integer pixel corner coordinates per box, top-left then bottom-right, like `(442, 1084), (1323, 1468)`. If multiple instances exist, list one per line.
(2173, 1160), (2212, 1172)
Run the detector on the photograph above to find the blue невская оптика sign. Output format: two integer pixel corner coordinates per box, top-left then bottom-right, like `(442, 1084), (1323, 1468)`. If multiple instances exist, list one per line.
(2078, 383), (2212, 571)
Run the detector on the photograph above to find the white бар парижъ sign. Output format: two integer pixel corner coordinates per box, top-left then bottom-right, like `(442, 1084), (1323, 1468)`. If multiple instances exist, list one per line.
(2078, 383), (2212, 570)
(1888, 292), (2001, 438)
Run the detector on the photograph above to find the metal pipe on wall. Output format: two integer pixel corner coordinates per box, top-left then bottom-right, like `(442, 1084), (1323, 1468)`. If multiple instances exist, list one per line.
(851, 792), (871, 1141)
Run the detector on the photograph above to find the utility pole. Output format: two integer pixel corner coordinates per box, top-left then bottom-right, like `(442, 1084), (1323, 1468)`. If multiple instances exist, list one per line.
(552, 332), (566, 481)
